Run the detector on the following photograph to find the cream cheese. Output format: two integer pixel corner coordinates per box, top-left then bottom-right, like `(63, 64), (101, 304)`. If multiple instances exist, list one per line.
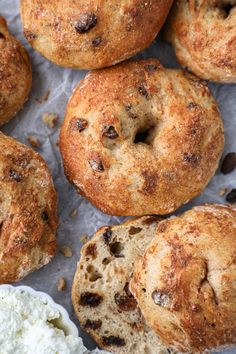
(0, 287), (86, 354)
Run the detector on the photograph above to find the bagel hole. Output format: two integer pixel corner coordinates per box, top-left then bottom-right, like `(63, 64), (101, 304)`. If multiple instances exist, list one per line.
(216, 2), (235, 18)
(134, 125), (155, 145)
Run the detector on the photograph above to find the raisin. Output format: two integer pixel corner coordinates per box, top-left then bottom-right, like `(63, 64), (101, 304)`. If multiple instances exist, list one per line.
(145, 64), (158, 72)
(9, 170), (22, 182)
(74, 13), (97, 33)
(92, 36), (102, 47)
(103, 228), (112, 245)
(221, 152), (236, 174)
(42, 211), (49, 221)
(79, 292), (102, 307)
(84, 319), (102, 330)
(129, 226), (142, 235)
(138, 84), (149, 98)
(114, 293), (137, 311)
(226, 189), (236, 204)
(103, 126), (118, 139)
(85, 244), (97, 259)
(102, 336), (126, 347)
(0, 32), (5, 39)
(152, 290), (170, 307)
(89, 160), (104, 172)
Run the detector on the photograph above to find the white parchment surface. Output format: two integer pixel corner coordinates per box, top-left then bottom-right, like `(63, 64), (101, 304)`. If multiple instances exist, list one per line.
(0, 1), (236, 352)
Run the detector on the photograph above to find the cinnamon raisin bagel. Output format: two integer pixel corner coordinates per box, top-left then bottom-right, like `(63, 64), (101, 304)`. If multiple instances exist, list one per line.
(60, 59), (224, 216)
(130, 204), (236, 353)
(0, 16), (32, 126)
(20, 0), (173, 69)
(0, 133), (58, 283)
(165, 0), (236, 83)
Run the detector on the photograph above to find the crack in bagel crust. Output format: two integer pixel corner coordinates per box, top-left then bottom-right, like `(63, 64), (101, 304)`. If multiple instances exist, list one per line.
(165, 0), (236, 83)
(130, 204), (236, 353)
(60, 59), (224, 216)
(0, 133), (58, 283)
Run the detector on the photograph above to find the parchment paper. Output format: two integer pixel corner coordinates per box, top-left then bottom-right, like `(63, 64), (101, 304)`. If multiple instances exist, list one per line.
(1, 0), (236, 352)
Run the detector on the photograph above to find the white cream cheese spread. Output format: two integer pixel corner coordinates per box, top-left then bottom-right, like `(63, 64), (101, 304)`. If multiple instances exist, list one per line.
(0, 287), (86, 354)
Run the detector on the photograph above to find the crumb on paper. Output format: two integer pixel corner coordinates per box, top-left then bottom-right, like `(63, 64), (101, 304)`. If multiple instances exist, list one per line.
(60, 245), (73, 258)
(36, 90), (50, 103)
(57, 277), (66, 291)
(27, 135), (41, 148)
(80, 234), (89, 244)
(219, 188), (228, 196)
(42, 112), (58, 129)
(70, 209), (78, 218)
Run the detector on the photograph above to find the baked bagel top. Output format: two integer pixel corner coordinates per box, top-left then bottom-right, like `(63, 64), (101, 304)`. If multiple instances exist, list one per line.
(0, 16), (32, 126)
(60, 59), (224, 216)
(20, 0), (173, 69)
(130, 204), (236, 353)
(165, 0), (236, 83)
(0, 133), (58, 283)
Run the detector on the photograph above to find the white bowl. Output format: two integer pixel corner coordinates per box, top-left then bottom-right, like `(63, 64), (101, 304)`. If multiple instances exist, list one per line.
(0, 284), (78, 337)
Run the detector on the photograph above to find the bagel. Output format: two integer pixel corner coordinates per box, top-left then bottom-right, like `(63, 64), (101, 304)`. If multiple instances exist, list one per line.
(164, 0), (236, 83)
(72, 216), (172, 354)
(0, 16), (32, 126)
(0, 133), (58, 283)
(130, 204), (236, 353)
(60, 59), (224, 216)
(20, 0), (173, 69)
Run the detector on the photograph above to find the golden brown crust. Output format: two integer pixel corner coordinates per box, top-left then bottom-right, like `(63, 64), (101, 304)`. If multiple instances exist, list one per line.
(0, 133), (58, 283)
(165, 0), (236, 83)
(130, 204), (236, 353)
(0, 16), (32, 125)
(20, 0), (173, 69)
(60, 59), (224, 216)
